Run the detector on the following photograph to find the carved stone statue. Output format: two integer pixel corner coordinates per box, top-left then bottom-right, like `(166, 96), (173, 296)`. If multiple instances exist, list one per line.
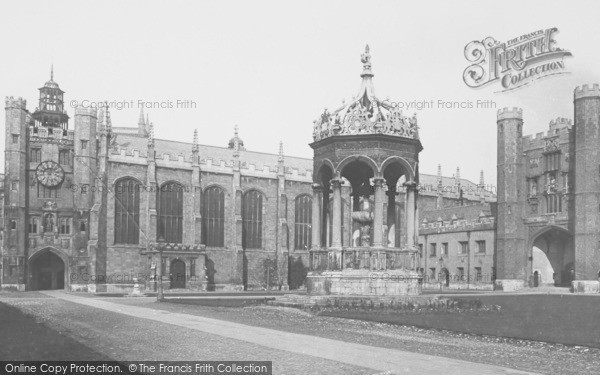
(361, 45), (371, 66)
(530, 180), (537, 196)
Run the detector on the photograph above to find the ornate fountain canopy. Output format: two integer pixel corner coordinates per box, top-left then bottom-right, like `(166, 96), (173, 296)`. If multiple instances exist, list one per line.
(312, 45), (419, 142)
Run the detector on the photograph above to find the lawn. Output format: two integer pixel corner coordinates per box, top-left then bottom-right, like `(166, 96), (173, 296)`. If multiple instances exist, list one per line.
(320, 294), (600, 348)
(167, 296), (275, 307)
(0, 302), (111, 360)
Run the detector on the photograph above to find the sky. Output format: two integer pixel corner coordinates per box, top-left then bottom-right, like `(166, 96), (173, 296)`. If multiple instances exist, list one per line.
(2, 0), (600, 186)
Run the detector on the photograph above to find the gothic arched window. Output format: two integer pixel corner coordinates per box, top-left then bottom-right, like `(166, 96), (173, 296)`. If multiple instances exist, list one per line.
(158, 182), (184, 243)
(294, 195), (312, 250)
(242, 190), (263, 249)
(114, 178), (140, 244)
(202, 186), (225, 247)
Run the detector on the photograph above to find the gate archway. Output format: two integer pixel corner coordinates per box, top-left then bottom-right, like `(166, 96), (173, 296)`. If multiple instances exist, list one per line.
(531, 226), (574, 287)
(30, 248), (66, 290)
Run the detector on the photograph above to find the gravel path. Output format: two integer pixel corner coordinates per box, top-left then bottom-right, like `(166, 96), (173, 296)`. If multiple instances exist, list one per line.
(108, 296), (600, 375)
(1, 296), (372, 375)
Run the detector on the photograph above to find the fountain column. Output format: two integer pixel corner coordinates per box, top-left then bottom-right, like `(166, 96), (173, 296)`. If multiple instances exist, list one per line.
(311, 183), (323, 249)
(404, 180), (417, 249)
(387, 183), (397, 247)
(331, 178), (343, 249)
(372, 178), (385, 248)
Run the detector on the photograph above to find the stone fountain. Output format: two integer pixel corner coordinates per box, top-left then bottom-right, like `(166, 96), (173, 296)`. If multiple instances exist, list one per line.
(351, 197), (373, 247)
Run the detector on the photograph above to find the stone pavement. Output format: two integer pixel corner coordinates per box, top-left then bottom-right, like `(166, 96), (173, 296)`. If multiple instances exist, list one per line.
(40, 291), (537, 375)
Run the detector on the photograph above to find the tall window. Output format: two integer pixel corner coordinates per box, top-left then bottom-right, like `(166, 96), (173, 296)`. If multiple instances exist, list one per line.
(28, 217), (38, 234)
(158, 182), (184, 243)
(38, 184), (60, 198)
(59, 218), (70, 234)
(242, 190), (263, 249)
(545, 152), (561, 171)
(115, 178), (141, 244)
(429, 243), (437, 257)
(547, 194), (562, 213)
(202, 186), (225, 247)
(459, 241), (468, 255)
(30, 148), (41, 163)
(476, 240), (486, 253)
(294, 195), (312, 250)
(59, 150), (71, 166)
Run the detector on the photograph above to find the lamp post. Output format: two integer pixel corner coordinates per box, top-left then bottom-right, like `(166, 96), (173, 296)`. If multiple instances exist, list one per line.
(157, 236), (165, 302)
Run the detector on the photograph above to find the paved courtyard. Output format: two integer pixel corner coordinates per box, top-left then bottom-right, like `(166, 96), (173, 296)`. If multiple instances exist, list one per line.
(1, 291), (598, 374)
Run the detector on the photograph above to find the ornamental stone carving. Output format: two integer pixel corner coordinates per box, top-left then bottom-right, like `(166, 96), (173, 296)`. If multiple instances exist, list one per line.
(312, 45), (419, 142)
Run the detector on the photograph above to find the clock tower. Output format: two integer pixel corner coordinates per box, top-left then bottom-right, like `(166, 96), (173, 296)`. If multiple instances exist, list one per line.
(2, 69), (97, 291)
(31, 66), (69, 130)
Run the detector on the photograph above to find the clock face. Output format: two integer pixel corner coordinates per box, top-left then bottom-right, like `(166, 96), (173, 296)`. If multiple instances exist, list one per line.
(36, 161), (65, 187)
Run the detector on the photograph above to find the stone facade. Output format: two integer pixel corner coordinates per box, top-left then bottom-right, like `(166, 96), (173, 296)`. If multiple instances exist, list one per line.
(1, 75), (316, 292)
(495, 84), (600, 290)
(1, 55), (498, 294)
(418, 203), (496, 290)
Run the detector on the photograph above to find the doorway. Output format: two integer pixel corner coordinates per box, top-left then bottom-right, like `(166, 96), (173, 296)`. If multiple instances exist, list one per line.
(170, 259), (186, 289)
(30, 249), (65, 290)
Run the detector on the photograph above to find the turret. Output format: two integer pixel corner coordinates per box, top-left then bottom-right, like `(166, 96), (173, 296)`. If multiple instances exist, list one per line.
(3, 96), (29, 289)
(4, 97), (28, 208)
(573, 84), (600, 280)
(496, 107), (527, 286)
(73, 107), (98, 209)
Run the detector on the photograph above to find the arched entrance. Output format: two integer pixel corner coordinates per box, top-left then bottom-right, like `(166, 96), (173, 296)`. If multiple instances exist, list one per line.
(170, 259), (186, 289)
(382, 160), (409, 248)
(341, 159), (375, 248)
(30, 249), (65, 290)
(531, 227), (574, 287)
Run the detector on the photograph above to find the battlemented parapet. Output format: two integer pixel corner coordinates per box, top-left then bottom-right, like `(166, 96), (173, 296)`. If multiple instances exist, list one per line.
(5, 96), (27, 110)
(522, 117), (573, 152)
(497, 107), (523, 121)
(574, 83), (600, 100)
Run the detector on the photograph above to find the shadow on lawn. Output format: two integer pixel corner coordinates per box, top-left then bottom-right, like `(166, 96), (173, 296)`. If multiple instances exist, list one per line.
(0, 302), (111, 360)
(167, 297), (275, 308)
(318, 294), (600, 349)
